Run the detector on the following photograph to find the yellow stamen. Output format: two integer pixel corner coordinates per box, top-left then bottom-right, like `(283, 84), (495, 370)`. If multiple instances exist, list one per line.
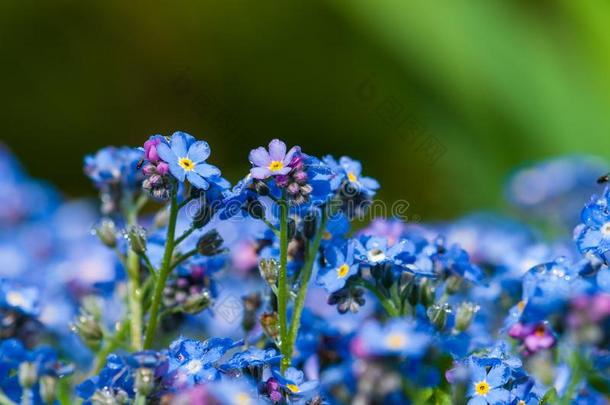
(517, 401), (526, 405)
(286, 384), (299, 393)
(234, 392), (252, 405)
(517, 300), (526, 312)
(347, 171), (358, 182)
(474, 380), (490, 396)
(337, 263), (350, 278)
(178, 157), (195, 171)
(269, 160), (284, 172)
(385, 332), (406, 349)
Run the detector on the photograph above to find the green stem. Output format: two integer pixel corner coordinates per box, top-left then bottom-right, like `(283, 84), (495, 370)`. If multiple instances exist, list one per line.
(174, 226), (196, 246)
(93, 319), (130, 374)
(285, 211), (328, 367)
(354, 279), (400, 317)
(134, 394), (147, 405)
(143, 192), (179, 349)
(170, 248), (198, 270)
(278, 198), (290, 373)
(126, 203), (143, 351)
(559, 350), (583, 405)
(20, 389), (31, 405)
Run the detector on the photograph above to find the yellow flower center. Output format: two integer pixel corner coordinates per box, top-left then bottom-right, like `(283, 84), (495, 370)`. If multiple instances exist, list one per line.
(475, 380), (490, 396)
(517, 300), (526, 312)
(6, 291), (25, 308)
(286, 384), (300, 393)
(337, 263), (350, 278)
(269, 160), (284, 172)
(178, 157), (195, 171)
(347, 171), (358, 182)
(517, 401), (526, 405)
(234, 392), (252, 405)
(385, 332), (407, 349)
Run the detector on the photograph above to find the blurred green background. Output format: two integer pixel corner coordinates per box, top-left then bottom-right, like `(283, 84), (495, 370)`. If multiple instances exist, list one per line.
(2, 1), (610, 220)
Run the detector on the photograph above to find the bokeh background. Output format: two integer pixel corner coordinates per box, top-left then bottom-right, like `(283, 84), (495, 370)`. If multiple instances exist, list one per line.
(2, 1), (610, 220)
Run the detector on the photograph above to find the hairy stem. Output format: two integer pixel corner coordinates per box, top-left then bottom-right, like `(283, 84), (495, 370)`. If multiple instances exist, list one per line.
(278, 198), (290, 373)
(285, 211), (328, 367)
(143, 192), (179, 349)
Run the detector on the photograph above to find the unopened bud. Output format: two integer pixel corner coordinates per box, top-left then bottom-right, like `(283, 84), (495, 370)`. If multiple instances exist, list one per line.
(254, 181), (270, 196)
(419, 279), (436, 307)
(196, 230), (224, 256)
(182, 290), (212, 314)
(18, 362), (37, 388)
(93, 219), (117, 248)
(125, 225), (147, 254)
(260, 312), (280, 342)
(242, 293), (262, 333)
(427, 303), (451, 331)
(287, 218), (296, 239)
(303, 213), (317, 239)
(39, 375), (57, 405)
(135, 368), (155, 397)
(259, 259), (279, 286)
(454, 302), (479, 332)
(445, 275), (462, 295)
(192, 203), (213, 229)
(246, 200), (266, 220)
(72, 310), (103, 351)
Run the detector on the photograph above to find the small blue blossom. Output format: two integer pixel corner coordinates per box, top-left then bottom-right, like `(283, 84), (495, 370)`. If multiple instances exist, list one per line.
(156, 131), (221, 190)
(575, 187), (610, 263)
(317, 239), (361, 293)
(465, 358), (510, 405)
(271, 367), (319, 399)
(166, 337), (240, 387)
(84, 146), (143, 189)
(220, 348), (282, 371)
(323, 155), (379, 196)
(353, 319), (431, 358)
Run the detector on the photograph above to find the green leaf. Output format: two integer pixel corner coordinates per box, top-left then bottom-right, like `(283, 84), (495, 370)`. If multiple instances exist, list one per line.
(540, 387), (558, 404)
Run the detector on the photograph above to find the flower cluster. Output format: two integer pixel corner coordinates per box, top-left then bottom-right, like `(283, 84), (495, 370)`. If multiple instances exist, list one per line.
(1, 140), (610, 405)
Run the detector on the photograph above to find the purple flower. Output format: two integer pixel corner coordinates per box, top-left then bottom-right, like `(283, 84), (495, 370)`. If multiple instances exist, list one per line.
(508, 323), (555, 355)
(156, 132), (221, 190)
(248, 139), (300, 179)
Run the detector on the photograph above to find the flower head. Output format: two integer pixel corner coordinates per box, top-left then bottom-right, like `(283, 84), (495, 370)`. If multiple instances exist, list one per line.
(248, 139), (300, 180)
(156, 132), (221, 190)
(317, 240), (361, 293)
(465, 359), (510, 405)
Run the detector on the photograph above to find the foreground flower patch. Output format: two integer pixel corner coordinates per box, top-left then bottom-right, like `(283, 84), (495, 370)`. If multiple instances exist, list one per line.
(0, 138), (609, 404)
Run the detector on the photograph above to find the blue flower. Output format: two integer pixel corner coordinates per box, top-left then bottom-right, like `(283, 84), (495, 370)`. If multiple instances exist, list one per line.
(575, 187), (610, 263)
(220, 348), (281, 371)
(465, 358), (510, 405)
(166, 337), (239, 387)
(354, 319), (431, 357)
(206, 379), (260, 405)
(0, 279), (40, 317)
(317, 240), (361, 293)
(323, 155), (379, 196)
(271, 367), (319, 399)
(156, 132), (221, 190)
(84, 146), (143, 189)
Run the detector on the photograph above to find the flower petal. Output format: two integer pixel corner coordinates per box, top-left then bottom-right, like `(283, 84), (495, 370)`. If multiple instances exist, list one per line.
(171, 132), (194, 157)
(250, 167), (271, 179)
(249, 147), (271, 167)
(485, 388), (509, 404)
(156, 143), (176, 164)
(268, 139), (286, 161)
(187, 141), (211, 163)
(194, 163), (220, 178)
(466, 397), (487, 405)
(186, 171), (210, 190)
(168, 161), (186, 182)
(283, 145), (300, 164)
(486, 364), (509, 388)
